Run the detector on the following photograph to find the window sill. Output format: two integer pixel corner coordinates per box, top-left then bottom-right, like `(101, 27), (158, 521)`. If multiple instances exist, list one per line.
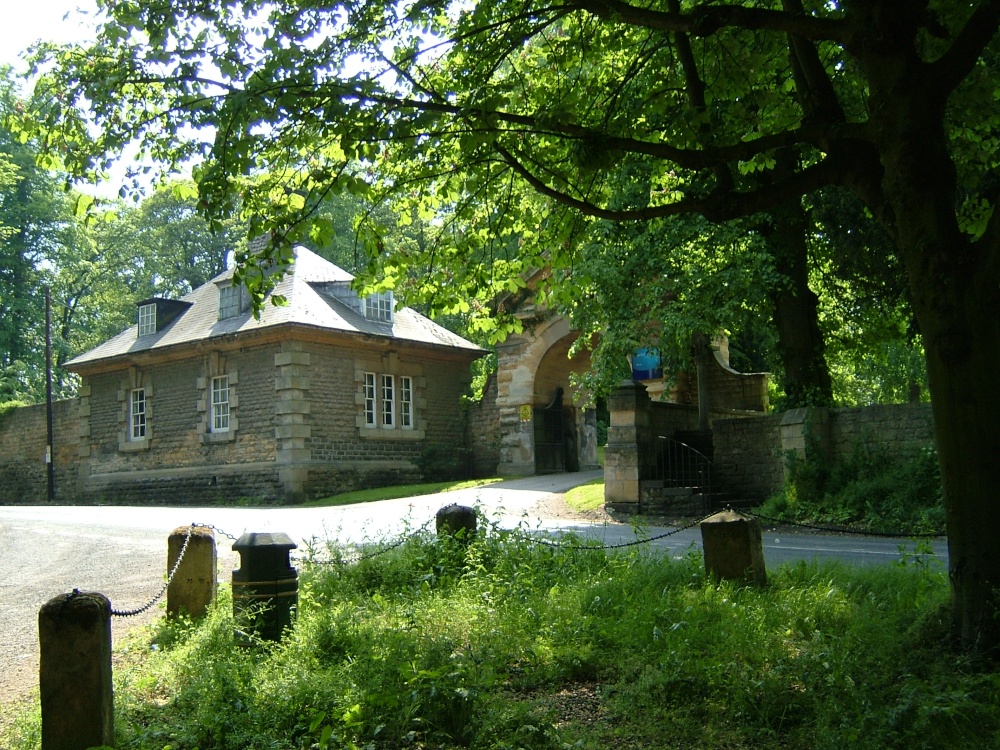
(119, 438), (151, 452)
(200, 431), (236, 445)
(359, 427), (425, 440)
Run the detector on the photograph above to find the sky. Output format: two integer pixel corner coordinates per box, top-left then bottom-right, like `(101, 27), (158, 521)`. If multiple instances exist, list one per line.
(0, 1), (151, 196)
(0, 0), (98, 71)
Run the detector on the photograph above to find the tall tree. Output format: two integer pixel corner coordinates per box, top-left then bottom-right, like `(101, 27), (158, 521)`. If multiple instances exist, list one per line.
(23, 0), (1000, 652)
(0, 66), (78, 401)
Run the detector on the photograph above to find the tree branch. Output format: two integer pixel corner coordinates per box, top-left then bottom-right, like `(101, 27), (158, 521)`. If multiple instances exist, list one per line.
(494, 143), (847, 222)
(301, 81), (861, 169)
(572, 0), (851, 41)
(929, 0), (1000, 95)
(782, 0), (846, 125)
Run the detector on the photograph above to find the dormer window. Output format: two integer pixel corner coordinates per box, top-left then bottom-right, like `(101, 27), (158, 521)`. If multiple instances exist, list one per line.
(137, 303), (157, 336)
(219, 284), (241, 320)
(365, 291), (393, 322)
(135, 298), (193, 336)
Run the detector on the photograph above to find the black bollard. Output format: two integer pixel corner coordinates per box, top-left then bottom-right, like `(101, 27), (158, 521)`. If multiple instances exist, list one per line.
(436, 503), (477, 540)
(232, 532), (298, 642)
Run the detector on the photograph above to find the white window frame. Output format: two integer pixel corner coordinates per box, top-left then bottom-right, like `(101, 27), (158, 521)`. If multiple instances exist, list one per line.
(137, 303), (156, 336)
(211, 375), (230, 433)
(218, 284), (241, 320)
(400, 375), (413, 429)
(365, 291), (394, 322)
(130, 388), (146, 440)
(381, 374), (395, 427)
(363, 372), (377, 426)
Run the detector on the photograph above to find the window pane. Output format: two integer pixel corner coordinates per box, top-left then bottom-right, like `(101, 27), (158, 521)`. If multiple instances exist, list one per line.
(137, 304), (156, 336)
(219, 286), (240, 320)
(211, 376), (230, 432)
(364, 372), (376, 426)
(381, 374), (394, 426)
(400, 376), (413, 429)
(364, 291), (394, 322)
(130, 389), (146, 439)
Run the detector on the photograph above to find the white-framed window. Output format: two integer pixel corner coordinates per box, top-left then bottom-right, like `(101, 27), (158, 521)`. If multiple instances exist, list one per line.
(218, 284), (241, 320)
(381, 374), (395, 426)
(211, 375), (230, 432)
(400, 376), (413, 429)
(130, 389), (146, 439)
(137, 303), (156, 336)
(365, 291), (394, 322)
(363, 372), (377, 426)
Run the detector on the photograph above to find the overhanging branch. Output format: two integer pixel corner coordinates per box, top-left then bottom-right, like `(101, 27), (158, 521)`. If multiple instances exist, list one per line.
(930, 0), (1000, 95)
(572, 0), (851, 41)
(494, 143), (848, 222)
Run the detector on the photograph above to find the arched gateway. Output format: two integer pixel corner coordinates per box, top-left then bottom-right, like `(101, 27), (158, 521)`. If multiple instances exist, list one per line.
(494, 313), (600, 476)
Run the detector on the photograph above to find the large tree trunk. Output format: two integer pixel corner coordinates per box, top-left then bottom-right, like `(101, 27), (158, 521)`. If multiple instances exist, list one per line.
(875, 70), (1000, 653)
(760, 203), (834, 408)
(921, 306), (1000, 651)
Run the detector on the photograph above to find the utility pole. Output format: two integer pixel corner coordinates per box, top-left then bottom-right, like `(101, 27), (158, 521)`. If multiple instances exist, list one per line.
(45, 285), (54, 502)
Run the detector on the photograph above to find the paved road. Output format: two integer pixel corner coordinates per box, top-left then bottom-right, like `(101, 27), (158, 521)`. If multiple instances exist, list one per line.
(0, 471), (947, 703)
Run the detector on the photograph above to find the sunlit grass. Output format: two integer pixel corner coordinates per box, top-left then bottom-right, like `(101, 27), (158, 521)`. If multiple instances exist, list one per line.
(565, 479), (604, 512)
(299, 477), (503, 507)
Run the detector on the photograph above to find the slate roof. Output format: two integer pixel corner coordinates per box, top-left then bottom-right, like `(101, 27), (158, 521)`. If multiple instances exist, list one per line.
(65, 245), (483, 370)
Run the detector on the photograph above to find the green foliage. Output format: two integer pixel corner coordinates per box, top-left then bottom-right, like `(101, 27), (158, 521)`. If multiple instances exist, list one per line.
(762, 443), (944, 534)
(6, 523), (998, 750)
(0, 398), (28, 423)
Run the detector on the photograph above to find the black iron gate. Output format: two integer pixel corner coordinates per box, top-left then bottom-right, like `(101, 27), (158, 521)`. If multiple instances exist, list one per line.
(533, 405), (565, 473)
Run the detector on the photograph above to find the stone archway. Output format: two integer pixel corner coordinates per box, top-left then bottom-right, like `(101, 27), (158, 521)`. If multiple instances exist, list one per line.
(494, 314), (600, 476)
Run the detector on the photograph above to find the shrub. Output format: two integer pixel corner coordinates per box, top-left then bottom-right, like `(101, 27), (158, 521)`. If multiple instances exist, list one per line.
(761, 441), (943, 533)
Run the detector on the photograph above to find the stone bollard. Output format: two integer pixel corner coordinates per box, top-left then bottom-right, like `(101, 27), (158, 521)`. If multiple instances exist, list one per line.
(167, 525), (218, 619)
(700, 510), (767, 586)
(436, 503), (477, 540)
(38, 590), (114, 750)
(232, 532), (298, 642)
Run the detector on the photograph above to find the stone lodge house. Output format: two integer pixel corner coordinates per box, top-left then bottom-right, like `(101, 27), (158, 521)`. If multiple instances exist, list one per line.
(57, 246), (484, 503)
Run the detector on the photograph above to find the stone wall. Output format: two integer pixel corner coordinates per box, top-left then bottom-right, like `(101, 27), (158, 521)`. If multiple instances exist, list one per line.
(649, 402), (700, 438)
(828, 403), (935, 456)
(75, 344), (282, 504)
(0, 400), (81, 503)
(465, 374), (502, 477)
(712, 413), (785, 500)
(605, 379), (937, 509)
(701, 352), (769, 413)
(711, 403), (936, 501)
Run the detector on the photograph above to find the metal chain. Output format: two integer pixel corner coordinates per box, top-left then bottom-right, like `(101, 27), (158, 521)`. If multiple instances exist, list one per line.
(303, 520), (435, 566)
(111, 524), (196, 618)
(744, 509), (946, 538)
(523, 512), (716, 551)
(194, 523), (240, 543)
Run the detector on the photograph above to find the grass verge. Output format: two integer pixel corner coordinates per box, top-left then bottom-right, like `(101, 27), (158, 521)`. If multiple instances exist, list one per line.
(4, 523), (996, 750)
(299, 477), (503, 508)
(565, 479), (604, 512)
